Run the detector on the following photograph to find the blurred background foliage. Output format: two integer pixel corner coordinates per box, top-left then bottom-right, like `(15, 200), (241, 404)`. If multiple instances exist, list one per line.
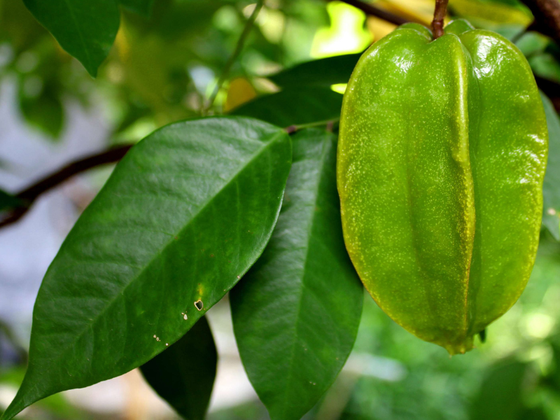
(1, 0), (560, 418)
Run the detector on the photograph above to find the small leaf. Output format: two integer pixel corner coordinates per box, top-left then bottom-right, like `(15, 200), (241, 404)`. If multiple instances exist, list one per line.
(1, 117), (292, 420)
(267, 54), (361, 88)
(541, 93), (560, 240)
(231, 129), (363, 420)
(22, 0), (120, 77)
(0, 191), (22, 213)
(230, 88), (343, 127)
(141, 317), (217, 420)
(119, 0), (154, 17)
(19, 82), (64, 139)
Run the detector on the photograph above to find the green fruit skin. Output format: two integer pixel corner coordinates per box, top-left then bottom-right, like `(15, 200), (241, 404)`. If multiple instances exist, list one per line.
(337, 20), (548, 355)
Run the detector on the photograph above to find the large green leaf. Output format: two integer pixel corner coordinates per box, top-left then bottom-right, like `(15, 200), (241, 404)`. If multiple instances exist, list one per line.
(22, 0), (120, 77)
(230, 88), (343, 127)
(119, 0), (154, 17)
(230, 129), (363, 420)
(267, 54), (361, 88)
(141, 317), (217, 420)
(541, 93), (560, 240)
(1, 117), (292, 420)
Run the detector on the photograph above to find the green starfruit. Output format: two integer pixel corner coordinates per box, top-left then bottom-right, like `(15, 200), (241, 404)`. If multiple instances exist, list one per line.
(337, 20), (548, 355)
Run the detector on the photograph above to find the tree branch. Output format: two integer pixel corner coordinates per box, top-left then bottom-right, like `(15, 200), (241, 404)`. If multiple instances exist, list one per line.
(203, 0), (264, 114)
(522, 0), (560, 45)
(336, 0), (413, 26)
(0, 144), (133, 228)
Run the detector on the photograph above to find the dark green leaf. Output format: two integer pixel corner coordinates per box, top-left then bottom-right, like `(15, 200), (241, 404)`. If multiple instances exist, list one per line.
(231, 129), (363, 420)
(22, 0), (120, 77)
(119, 0), (154, 17)
(267, 54), (361, 88)
(541, 93), (560, 240)
(230, 88), (343, 127)
(1, 117), (292, 420)
(0, 190), (22, 213)
(19, 82), (64, 139)
(141, 317), (217, 420)
(469, 360), (529, 420)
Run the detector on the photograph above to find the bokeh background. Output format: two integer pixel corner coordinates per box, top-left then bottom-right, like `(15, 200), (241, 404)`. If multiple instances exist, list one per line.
(1, 0), (560, 418)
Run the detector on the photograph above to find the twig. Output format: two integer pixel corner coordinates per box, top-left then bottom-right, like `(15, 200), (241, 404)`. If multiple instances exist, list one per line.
(432, 0), (449, 39)
(203, 0), (265, 114)
(522, 0), (560, 45)
(0, 118), (341, 230)
(0, 144), (133, 228)
(336, 0), (412, 25)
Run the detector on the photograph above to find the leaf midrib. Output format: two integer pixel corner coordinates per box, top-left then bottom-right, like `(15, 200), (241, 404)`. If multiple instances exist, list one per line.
(276, 134), (332, 418)
(61, 0), (94, 71)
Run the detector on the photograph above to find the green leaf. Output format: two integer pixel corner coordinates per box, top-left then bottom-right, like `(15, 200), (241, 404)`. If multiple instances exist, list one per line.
(141, 317), (217, 420)
(529, 53), (560, 84)
(230, 88), (343, 127)
(267, 54), (361, 88)
(19, 82), (64, 139)
(119, 0), (154, 17)
(515, 32), (549, 58)
(0, 190), (22, 213)
(230, 129), (363, 420)
(541, 93), (560, 240)
(22, 0), (120, 77)
(1, 116), (292, 420)
(469, 360), (529, 420)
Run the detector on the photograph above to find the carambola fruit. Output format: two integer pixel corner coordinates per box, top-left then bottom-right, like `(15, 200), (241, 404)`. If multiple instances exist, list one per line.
(337, 20), (549, 354)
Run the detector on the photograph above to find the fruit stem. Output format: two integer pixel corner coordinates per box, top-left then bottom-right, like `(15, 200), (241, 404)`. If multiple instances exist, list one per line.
(432, 0), (448, 39)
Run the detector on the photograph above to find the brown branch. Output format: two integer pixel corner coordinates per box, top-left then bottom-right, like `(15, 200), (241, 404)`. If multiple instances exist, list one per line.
(0, 144), (133, 228)
(432, 0), (449, 39)
(335, 0), (413, 26)
(522, 0), (560, 45)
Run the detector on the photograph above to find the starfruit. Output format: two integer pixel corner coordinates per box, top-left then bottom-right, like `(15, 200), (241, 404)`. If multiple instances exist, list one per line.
(337, 20), (548, 355)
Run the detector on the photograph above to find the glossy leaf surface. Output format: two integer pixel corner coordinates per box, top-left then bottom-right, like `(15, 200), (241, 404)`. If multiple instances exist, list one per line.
(141, 317), (217, 420)
(1, 117), (292, 420)
(230, 88), (343, 127)
(268, 54), (361, 88)
(231, 129), (363, 420)
(541, 93), (560, 240)
(22, 0), (120, 76)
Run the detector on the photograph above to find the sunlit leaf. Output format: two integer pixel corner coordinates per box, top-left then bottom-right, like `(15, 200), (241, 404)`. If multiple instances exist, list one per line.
(1, 117), (292, 420)
(224, 78), (257, 113)
(541, 93), (560, 240)
(230, 88), (343, 127)
(22, 0), (120, 76)
(231, 129), (363, 420)
(141, 317), (217, 420)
